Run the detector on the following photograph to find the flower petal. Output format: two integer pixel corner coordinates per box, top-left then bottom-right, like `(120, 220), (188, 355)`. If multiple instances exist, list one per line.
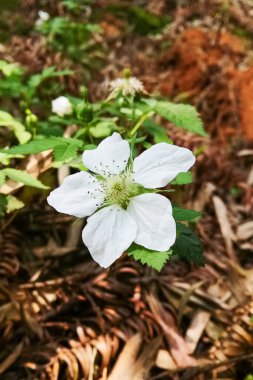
(82, 205), (137, 267)
(127, 193), (176, 251)
(133, 143), (196, 188)
(47, 171), (104, 218)
(82, 132), (130, 176)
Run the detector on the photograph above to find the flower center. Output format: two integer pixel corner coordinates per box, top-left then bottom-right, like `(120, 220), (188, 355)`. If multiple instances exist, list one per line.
(101, 169), (137, 208)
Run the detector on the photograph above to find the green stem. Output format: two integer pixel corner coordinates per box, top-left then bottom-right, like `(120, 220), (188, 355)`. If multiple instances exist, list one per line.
(130, 96), (136, 128)
(129, 111), (155, 137)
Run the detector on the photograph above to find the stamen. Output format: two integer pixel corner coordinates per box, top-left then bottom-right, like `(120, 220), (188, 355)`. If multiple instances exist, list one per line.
(99, 167), (138, 208)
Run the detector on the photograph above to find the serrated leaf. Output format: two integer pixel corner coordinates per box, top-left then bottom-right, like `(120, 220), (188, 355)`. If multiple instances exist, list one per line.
(155, 101), (207, 136)
(28, 66), (74, 89)
(0, 110), (31, 143)
(173, 207), (201, 221)
(128, 243), (172, 271)
(54, 143), (79, 161)
(172, 223), (204, 266)
(172, 172), (193, 185)
(0, 136), (83, 155)
(6, 195), (24, 213)
(143, 119), (172, 143)
(3, 168), (49, 189)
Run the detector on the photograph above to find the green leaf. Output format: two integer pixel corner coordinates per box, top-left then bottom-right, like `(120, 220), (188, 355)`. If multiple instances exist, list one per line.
(0, 170), (6, 186)
(172, 172), (193, 185)
(128, 244), (172, 271)
(243, 375), (253, 380)
(155, 101), (207, 136)
(0, 60), (24, 77)
(54, 143), (79, 161)
(172, 223), (204, 266)
(0, 136), (83, 155)
(129, 7), (169, 35)
(6, 195), (24, 213)
(143, 119), (172, 143)
(83, 144), (97, 150)
(173, 207), (201, 221)
(0, 194), (7, 217)
(0, 75), (24, 98)
(89, 121), (113, 138)
(0, 110), (31, 143)
(120, 107), (143, 118)
(0, 151), (24, 166)
(3, 168), (49, 189)
(28, 66), (74, 89)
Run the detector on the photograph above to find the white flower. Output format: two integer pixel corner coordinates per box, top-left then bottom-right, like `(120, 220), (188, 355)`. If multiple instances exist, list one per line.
(108, 77), (146, 99)
(35, 10), (50, 26)
(47, 133), (195, 268)
(52, 96), (73, 117)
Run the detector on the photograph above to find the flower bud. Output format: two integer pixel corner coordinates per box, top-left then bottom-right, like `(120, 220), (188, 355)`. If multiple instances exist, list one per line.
(52, 96), (73, 117)
(25, 109), (38, 128)
(123, 68), (131, 79)
(76, 89), (93, 122)
(35, 10), (50, 27)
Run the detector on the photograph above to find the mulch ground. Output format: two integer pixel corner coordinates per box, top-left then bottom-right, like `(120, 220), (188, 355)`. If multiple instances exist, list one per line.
(0, 1), (253, 379)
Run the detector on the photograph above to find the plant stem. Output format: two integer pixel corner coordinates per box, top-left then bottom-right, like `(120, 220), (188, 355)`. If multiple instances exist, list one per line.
(129, 110), (155, 137)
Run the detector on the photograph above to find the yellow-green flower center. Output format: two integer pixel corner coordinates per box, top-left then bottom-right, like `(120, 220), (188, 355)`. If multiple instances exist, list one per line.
(101, 169), (137, 208)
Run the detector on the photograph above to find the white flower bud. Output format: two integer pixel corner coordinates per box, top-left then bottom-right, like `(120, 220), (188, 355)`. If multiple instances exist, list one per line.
(35, 10), (50, 26)
(52, 96), (73, 117)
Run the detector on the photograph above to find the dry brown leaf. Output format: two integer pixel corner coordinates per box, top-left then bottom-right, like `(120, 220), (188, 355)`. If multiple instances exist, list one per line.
(33, 245), (77, 258)
(65, 220), (84, 248)
(0, 341), (24, 375)
(70, 345), (90, 379)
(22, 304), (44, 339)
(236, 67), (253, 141)
(213, 196), (237, 261)
(147, 292), (196, 368)
(156, 349), (177, 370)
(229, 261), (253, 295)
(57, 347), (79, 380)
(178, 280), (206, 325)
(58, 164), (70, 185)
(205, 320), (224, 341)
(185, 309), (211, 354)
(247, 165), (253, 186)
(236, 221), (253, 241)
(170, 282), (233, 310)
(108, 334), (142, 380)
(0, 302), (20, 325)
(191, 182), (216, 211)
(237, 149), (253, 157)
(0, 151), (52, 195)
(108, 333), (160, 380)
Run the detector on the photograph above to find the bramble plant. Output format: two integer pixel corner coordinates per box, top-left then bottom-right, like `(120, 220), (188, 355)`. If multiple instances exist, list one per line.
(35, 9), (101, 64)
(0, 68), (206, 270)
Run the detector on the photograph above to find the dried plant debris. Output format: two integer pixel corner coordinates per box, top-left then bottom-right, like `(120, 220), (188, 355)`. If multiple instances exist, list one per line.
(1, 0), (253, 379)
